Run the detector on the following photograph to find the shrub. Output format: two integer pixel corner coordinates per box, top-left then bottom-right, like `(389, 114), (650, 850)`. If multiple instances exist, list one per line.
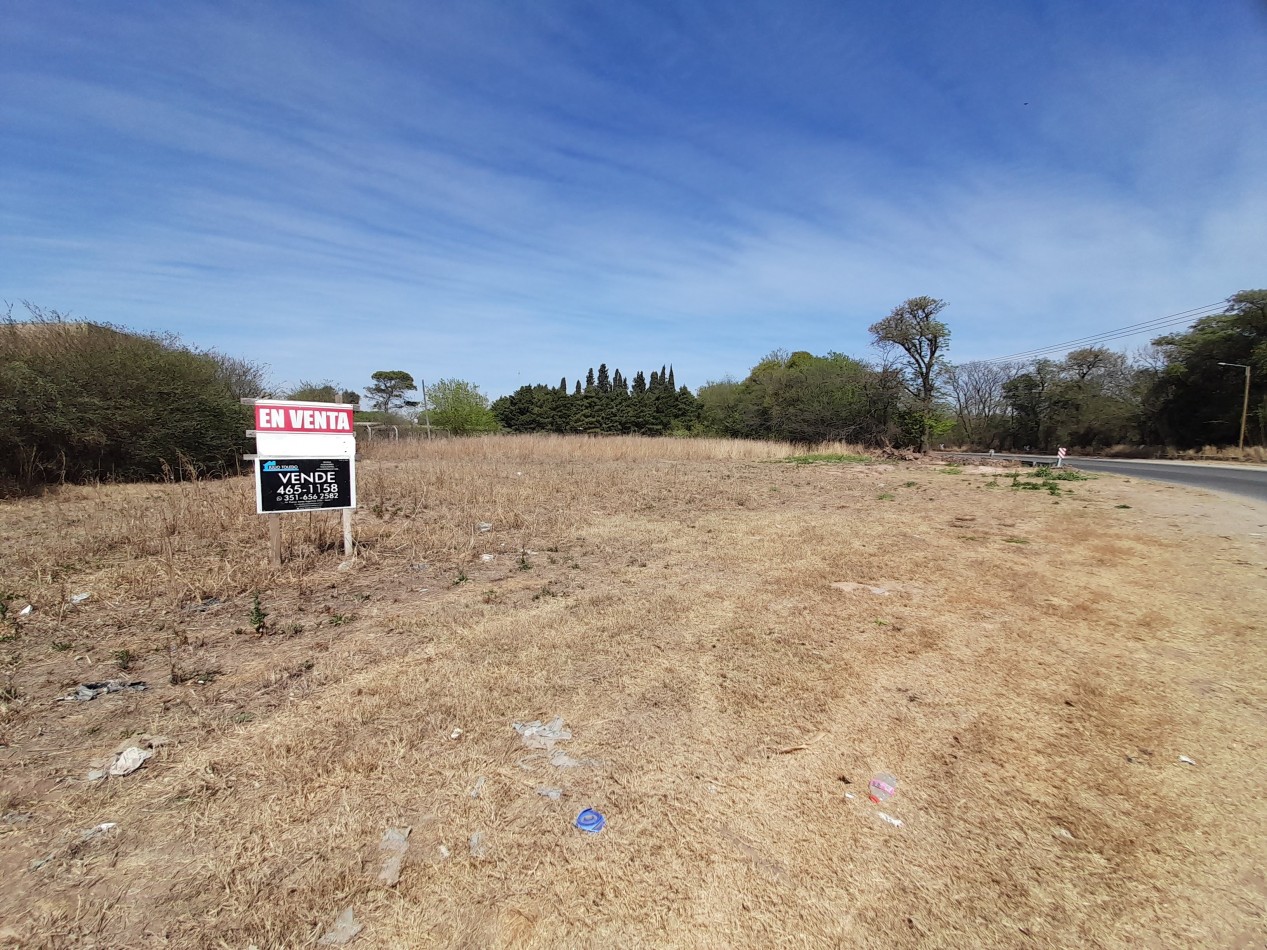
(0, 304), (265, 488)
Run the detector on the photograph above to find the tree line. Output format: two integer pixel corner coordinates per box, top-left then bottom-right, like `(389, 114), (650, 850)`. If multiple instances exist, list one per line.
(4, 289), (1261, 490)
(492, 364), (699, 434)
(350, 289), (1267, 453)
(699, 290), (1267, 452)
(946, 291), (1266, 451)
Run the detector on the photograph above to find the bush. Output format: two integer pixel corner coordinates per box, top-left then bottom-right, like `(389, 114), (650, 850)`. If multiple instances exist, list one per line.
(0, 305), (265, 488)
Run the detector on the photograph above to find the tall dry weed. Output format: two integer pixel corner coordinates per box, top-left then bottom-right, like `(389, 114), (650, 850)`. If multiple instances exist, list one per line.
(362, 432), (867, 464)
(1, 435), (864, 609)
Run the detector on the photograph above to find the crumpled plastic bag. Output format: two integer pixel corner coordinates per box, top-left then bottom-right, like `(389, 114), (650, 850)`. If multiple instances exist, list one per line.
(512, 717), (572, 750)
(108, 747), (154, 777)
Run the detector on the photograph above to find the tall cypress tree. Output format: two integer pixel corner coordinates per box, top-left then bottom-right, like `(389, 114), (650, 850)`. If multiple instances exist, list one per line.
(551, 386), (572, 432)
(649, 371), (660, 391)
(558, 377), (568, 394)
(667, 365), (676, 390)
(574, 380), (582, 396)
(631, 371), (646, 395)
(573, 389), (600, 432)
(585, 368), (596, 393)
(597, 363), (611, 393)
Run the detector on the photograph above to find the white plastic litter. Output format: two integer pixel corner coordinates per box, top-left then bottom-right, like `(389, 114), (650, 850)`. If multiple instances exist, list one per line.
(80, 821), (117, 841)
(469, 776), (486, 799)
(376, 826), (411, 886)
(18, 604), (33, 617)
(513, 717), (572, 750)
(878, 812), (904, 828)
(450, 727), (463, 741)
(469, 831), (490, 859)
(108, 747), (153, 777)
(1179, 755), (1197, 766)
(536, 787), (563, 801)
(317, 908), (363, 946)
(69, 593), (91, 605)
(477, 522), (492, 533)
(830, 582), (890, 596)
(480, 554), (495, 562)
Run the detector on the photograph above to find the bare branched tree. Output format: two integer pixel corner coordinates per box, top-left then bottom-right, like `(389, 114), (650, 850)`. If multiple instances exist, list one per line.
(944, 361), (1023, 445)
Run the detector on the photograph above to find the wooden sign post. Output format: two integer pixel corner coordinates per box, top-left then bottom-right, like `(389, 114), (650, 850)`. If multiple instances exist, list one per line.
(243, 398), (359, 565)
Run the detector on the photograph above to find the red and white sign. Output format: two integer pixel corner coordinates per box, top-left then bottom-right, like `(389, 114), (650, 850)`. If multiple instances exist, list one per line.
(255, 403), (354, 434)
(252, 399), (357, 462)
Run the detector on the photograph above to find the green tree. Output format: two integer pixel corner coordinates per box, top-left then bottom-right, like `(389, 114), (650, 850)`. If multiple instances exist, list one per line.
(1051, 347), (1138, 448)
(287, 382), (342, 402)
(1149, 291), (1267, 447)
(693, 351), (900, 443)
(869, 297), (951, 452)
(573, 390), (601, 433)
(428, 379), (500, 435)
(1002, 360), (1060, 449)
(366, 370), (416, 412)
(696, 379), (746, 437)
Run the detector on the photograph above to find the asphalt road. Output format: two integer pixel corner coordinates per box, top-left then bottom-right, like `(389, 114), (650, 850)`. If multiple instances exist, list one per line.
(948, 453), (1267, 504)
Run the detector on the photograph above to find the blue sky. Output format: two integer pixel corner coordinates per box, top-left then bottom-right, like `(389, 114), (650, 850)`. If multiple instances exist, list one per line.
(3, 1), (1265, 398)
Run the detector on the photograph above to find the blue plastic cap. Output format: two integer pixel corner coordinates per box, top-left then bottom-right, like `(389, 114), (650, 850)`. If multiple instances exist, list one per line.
(575, 808), (606, 833)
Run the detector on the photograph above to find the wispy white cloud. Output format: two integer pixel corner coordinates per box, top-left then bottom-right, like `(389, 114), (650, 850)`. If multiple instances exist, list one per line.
(2, 1), (1265, 395)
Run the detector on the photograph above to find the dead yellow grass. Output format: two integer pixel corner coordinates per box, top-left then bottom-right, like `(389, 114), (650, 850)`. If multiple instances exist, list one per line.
(1, 436), (1265, 948)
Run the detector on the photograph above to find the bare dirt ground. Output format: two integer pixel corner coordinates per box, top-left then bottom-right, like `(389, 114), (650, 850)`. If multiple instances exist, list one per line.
(1, 436), (1265, 949)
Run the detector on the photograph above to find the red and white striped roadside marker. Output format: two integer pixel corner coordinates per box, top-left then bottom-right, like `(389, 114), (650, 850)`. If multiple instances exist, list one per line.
(1056, 446), (1067, 468)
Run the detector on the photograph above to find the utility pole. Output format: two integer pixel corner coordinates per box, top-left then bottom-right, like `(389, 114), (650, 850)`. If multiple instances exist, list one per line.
(1217, 362), (1251, 457)
(420, 378), (433, 440)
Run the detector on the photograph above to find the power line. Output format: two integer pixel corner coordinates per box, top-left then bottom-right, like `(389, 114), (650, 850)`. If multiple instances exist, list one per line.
(982, 311), (1217, 363)
(983, 302), (1223, 362)
(979, 301), (1226, 364)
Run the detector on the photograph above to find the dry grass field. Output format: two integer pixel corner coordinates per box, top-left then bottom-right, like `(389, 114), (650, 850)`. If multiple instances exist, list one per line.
(1, 435), (1265, 949)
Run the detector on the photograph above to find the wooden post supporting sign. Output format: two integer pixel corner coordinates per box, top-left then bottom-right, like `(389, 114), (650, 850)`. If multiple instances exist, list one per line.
(269, 514), (282, 567)
(243, 397), (359, 565)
